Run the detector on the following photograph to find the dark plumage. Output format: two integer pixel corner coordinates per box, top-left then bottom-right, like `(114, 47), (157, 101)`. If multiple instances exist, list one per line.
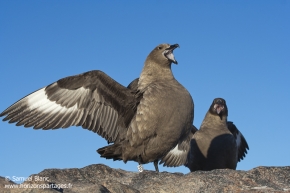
(227, 121), (249, 162)
(1, 43), (194, 172)
(186, 98), (249, 171)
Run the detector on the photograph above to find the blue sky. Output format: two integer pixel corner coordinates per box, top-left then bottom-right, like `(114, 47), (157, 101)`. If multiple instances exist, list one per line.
(1, 1), (289, 183)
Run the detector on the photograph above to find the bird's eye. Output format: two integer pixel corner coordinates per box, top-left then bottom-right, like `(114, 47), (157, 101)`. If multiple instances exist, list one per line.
(158, 46), (162, 50)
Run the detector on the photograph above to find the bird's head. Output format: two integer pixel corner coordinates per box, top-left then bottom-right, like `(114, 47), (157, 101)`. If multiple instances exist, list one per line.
(209, 98), (228, 120)
(147, 43), (179, 66)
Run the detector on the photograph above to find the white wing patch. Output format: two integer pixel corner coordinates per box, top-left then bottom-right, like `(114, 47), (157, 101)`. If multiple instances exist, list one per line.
(26, 87), (80, 114)
(169, 144), (185, 156)
(160, 143), (188, 167)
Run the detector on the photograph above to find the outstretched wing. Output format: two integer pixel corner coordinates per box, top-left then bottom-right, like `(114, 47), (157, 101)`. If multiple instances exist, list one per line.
(227, 121), (249, 162)
(0, 70), (138, 143)
(160, 125), (198, 167)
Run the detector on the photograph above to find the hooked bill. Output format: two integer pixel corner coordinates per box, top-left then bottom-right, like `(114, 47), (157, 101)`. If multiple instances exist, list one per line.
(163, 44), (179, 64)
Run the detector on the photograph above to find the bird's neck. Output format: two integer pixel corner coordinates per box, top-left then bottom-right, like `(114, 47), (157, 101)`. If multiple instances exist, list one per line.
(138, 61), (174, 90)
(200, 112), (228, 131)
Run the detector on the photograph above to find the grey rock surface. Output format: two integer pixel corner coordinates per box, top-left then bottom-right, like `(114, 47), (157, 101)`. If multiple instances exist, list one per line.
(1, 164), (289, 193)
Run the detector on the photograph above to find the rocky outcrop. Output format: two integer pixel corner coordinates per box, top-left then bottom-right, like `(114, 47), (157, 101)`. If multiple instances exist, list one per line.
(1, 164), (289, 193)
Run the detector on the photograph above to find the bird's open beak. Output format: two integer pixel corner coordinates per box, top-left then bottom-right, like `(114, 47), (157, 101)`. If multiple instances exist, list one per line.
(164, 44), (179, 64)
(214, 104), (224, 115)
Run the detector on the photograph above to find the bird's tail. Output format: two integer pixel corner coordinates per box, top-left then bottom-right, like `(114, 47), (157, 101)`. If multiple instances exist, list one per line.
(97, 143), (123, 161)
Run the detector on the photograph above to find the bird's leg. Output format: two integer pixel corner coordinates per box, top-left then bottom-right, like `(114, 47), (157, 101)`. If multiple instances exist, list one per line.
(137, 156), (144, 172)
(153, 160), (159, 172)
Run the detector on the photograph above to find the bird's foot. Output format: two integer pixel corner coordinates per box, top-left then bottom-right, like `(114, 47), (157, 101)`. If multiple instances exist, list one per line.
(137, 164), (144, 172)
